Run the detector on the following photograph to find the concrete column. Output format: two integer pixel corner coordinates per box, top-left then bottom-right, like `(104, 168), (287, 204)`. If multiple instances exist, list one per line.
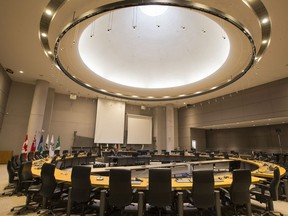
(152, 107), (166, 152)
(27, 80), (49, 146)
(166, 105), (175, 152)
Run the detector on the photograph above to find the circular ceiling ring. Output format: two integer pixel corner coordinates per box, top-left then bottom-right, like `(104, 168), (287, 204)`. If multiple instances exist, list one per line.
(40, 0), (271, 102)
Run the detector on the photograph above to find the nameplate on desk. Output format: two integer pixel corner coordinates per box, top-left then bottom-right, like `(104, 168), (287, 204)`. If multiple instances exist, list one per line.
(131, 180), (142, 184)
(176, 178), (191, 183)
(215, 178), (224, 182)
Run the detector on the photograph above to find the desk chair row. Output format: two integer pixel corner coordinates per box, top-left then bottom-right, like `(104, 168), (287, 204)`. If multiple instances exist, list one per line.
(5, 161), (284, 216)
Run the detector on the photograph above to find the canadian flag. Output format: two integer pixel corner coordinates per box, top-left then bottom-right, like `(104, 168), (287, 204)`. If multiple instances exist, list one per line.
(30, 134), (37, 152)
(22, 134), (28, 153)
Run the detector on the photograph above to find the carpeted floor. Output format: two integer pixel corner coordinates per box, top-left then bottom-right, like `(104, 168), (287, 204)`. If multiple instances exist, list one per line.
(0, 164), (287, 215)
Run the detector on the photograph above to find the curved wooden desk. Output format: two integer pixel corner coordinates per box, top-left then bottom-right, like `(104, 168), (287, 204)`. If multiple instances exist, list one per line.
(31, 156), (286, 190)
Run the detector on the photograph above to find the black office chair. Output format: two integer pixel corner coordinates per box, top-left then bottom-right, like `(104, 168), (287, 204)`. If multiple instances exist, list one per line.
(147, 168), (175, 215)
(54, 149), (60, 156)
(27, 151), (34, 161)
(185, 169), (221, 216)
(250, 167), (283, 215)
(11, 161), (41, 214)
(37, 163), (66, 215)
(42, 150), (49, 158)
(221, 169), (252, 216)
(11, 155), (20, 170)
(62, 149), (69, 155)
(66, 165), (100, 216)
(34, 151), (41, 160)
(2, 160), (18, 196)
(229, 160), (241, 172)
(20, 152), (27, 163)
(106, 169), (136, 214)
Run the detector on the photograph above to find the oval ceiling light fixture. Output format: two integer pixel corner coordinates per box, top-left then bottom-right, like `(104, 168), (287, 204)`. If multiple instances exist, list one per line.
(78, 6), (230, 89)
(139, 5), (168, 16)
(40, 0), (271, 102)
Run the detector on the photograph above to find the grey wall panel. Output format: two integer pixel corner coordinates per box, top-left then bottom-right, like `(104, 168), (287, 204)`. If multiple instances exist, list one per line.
(0, 64), (11, 132)
(205, 124), (288, 153)
(48, 94), (97, 151)
(178, 78), (288, 153)
(0, 82), (34, 153)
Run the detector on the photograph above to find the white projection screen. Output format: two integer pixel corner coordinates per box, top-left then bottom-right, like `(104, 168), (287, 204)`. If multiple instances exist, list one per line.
(94, 98), (125, 143)
(127, 114), (152, 145)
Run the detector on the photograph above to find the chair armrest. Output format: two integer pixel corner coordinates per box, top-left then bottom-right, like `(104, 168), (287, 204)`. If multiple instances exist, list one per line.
(92, 187), (100, 192)
(185, 189), (191, 195)
(219, 187), (229, 194)
(251, 183), (269, 196)
(219, 188), (231, 204)
(253, 183), (270, 190)
(22, 179), (35, 184)
(132, 188), (137, 194)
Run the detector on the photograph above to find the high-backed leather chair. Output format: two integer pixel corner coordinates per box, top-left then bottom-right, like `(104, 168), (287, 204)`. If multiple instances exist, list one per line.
(27, 151), (34, 161)
(107, 169), (143, 215)
(108, 169), (133, 209)
(38, 163), (65, 215)
(191, 170), (215, 209)
(20, 152), (27, 163)
(2, 160), (18, 196)
(147, 168), (174, 215)
(10, 161), (41, 214)
(250, 167), (283, 215)
(221, 169), (252, 215)
(183, 169), (221, 216)
(11, 155), (20, 170)
(67, 165), (104, 216)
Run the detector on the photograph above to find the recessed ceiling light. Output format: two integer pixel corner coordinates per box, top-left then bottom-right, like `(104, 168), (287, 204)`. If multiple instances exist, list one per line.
(261, 17), (269, 24)
(19, 70), (24, 74)
(45, 9), (52, 16)
(41, 33), (47, 37)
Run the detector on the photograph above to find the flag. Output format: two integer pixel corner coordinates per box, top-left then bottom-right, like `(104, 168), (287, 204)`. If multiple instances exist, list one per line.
(21, 134), (28, 153)
(49, 134), (55, 157)
(30, 134), (37, 152)
(37, 134), (44, 152)
(55, 136), (60, 150)
(45, 134), (49, 151)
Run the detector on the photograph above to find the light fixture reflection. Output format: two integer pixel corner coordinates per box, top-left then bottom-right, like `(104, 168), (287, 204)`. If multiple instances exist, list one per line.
(139, 5), (168, 16)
